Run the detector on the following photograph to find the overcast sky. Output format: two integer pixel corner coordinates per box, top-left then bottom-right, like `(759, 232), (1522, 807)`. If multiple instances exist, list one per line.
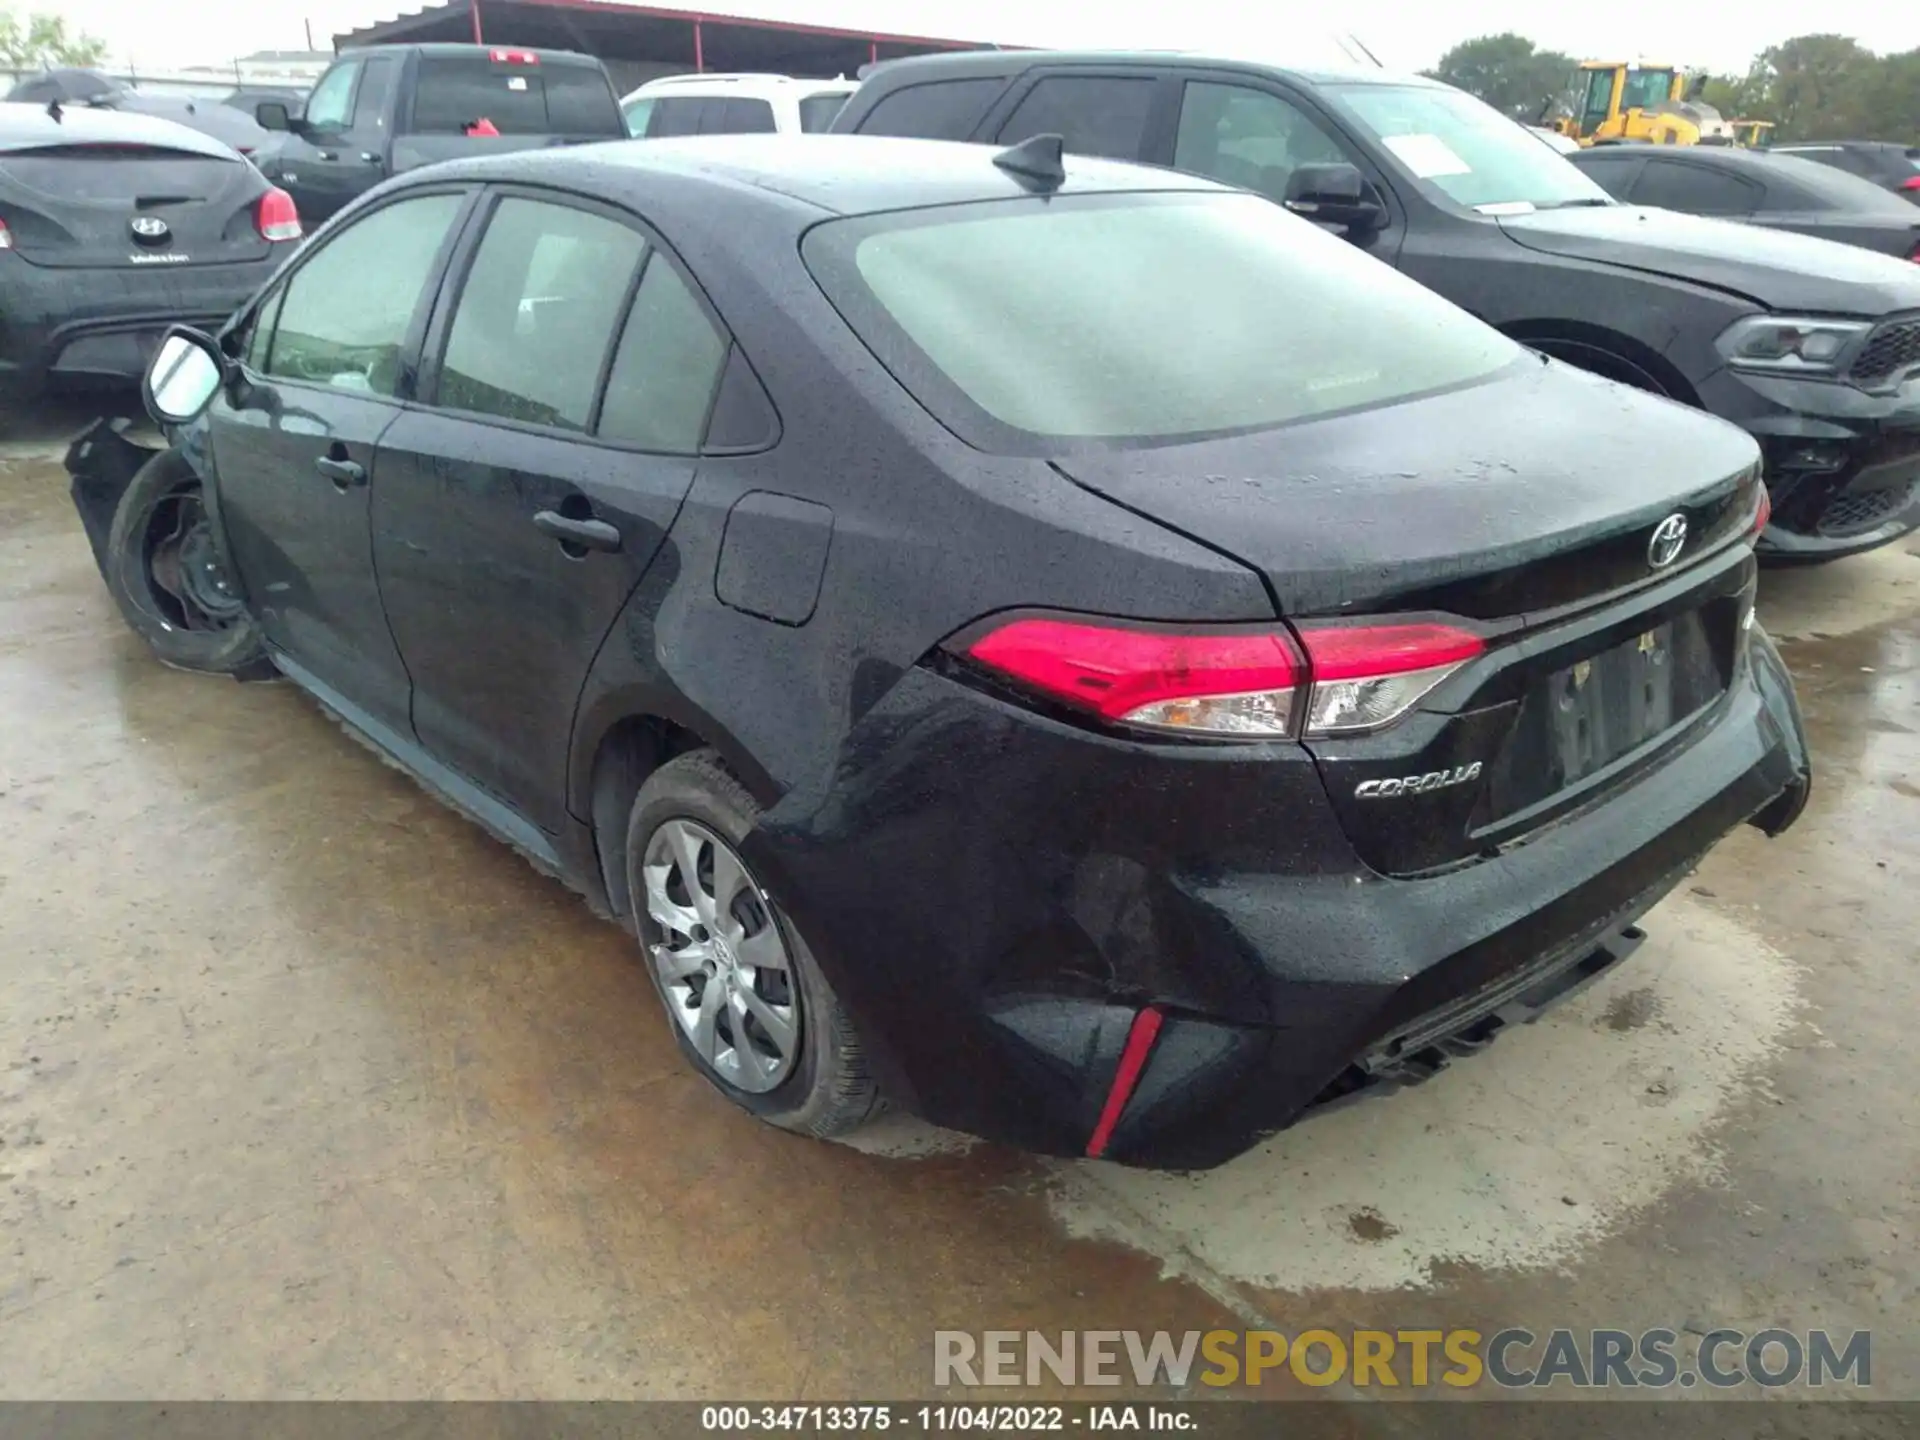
(42, 0), (1917, 76)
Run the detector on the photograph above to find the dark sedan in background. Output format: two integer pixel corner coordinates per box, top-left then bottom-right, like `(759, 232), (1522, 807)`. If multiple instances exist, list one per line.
(1769, 140), (1920, 203)
(74, 135), (1809, 1169)
(1570, 144), (1920, 262)
(0, 102), (299, 405)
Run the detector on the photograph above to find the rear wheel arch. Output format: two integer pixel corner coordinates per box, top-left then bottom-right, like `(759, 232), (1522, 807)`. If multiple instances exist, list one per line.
(583, 710), (773, 919)
(1500, 320), (1701, 407)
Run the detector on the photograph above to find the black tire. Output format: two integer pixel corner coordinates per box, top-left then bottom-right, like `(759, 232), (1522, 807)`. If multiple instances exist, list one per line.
(625, 749), (882, 1138)
(103, 447), (272, 678)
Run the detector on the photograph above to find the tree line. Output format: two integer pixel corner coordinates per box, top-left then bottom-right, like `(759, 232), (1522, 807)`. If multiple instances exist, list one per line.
(1426, 32), (1920, 144)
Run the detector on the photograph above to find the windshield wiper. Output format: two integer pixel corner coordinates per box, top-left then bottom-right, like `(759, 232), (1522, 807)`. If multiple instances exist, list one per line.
(1538, 198), (1615, 210)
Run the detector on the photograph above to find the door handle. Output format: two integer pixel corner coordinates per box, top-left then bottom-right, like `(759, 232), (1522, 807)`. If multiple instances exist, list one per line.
(533, 509), (622, 553)
(315, 454), (366, 488)
(316, 150), (338, 161)
(359, 152), (382, 165)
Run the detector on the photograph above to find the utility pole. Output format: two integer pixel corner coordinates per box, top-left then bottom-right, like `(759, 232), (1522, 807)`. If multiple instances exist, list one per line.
(304, 17), (315, 51)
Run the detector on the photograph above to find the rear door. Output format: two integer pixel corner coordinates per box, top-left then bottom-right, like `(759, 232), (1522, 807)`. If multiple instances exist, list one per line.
(0, 140), (269, 269)
(372, 189), (729, 834)
(210, 187), (472, 732)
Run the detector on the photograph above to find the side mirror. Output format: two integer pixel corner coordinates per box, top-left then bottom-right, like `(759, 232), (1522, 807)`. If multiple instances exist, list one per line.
(255, 100), (293, 132)
(1283, 163), (1385, 232)
(144, 328), (227, 426)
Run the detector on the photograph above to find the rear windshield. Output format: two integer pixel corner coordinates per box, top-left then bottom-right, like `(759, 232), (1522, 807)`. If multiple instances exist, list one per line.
(0, 147), (239, 203)
(802, 191), (1518, 453)
(798, 91), (850, 132)
(411, 57), (623, 136)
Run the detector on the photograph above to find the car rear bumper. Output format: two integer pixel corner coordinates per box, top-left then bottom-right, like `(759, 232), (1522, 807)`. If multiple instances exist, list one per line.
(751, 620), (1810, 1171)
(0, 257), (273, 395)
(1700, 365), (1920, 560)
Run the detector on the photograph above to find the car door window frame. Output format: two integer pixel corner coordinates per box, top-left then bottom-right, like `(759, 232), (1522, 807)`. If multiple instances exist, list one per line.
(414, 183), (746, 456)
(224, 184), (482, 403)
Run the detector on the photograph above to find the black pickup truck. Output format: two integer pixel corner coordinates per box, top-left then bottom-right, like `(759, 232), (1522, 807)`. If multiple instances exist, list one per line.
(833, 51), (1920, 563)
(252, 44), (626, 223)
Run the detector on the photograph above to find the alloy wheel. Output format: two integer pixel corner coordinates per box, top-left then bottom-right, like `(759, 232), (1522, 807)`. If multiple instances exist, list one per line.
(640, 818), (801, 1094)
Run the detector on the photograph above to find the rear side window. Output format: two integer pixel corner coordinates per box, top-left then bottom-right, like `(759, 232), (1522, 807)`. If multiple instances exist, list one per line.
(437, 197), (647, 432)
(854, 77), (1005, 139)
(805, 191), (1518, 452)
(1631, 160), (1762, 216)
(266, 192), (464, 394)
(598, 258), (728, 451)
(709, 97), (776, 134)
(411, 58), (623, 136)
(996, 76), (1156, 161)
(644, 96), (707, 137)
(798, 91), (849, 132)
(0, 147), (238, 203)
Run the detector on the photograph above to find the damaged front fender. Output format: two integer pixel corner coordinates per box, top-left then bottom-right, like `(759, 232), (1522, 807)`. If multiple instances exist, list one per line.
(65, 417), (165, 579)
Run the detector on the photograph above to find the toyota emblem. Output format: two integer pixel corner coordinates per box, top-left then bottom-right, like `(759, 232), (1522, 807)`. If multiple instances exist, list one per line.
(1647, 513), (1689, 570)
(129, 215), (170, 241)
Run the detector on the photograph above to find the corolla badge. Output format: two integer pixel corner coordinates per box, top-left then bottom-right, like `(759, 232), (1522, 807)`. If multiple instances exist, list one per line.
(129, 215), (170, 240)
(1354, 762), (1483, 799)
(1647, 513), (1689, 570)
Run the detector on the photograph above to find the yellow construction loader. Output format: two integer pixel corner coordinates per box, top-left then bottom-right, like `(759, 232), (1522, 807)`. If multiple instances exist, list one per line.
(1550, 62), (1738, 147)
(1731, 119), (1774, 148)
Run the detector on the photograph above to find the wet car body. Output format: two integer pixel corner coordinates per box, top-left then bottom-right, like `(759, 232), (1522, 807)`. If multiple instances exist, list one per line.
(831, 54), (1920, 562)
(0, 103), (298, 402)
(69, 136), (1810, 1169)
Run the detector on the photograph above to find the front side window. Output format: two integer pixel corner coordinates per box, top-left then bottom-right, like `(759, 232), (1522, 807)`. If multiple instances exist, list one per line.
(437, 197), (647, 432)
(265, 192), (464, 393)
(996, 76), (1155, 161)
(804, 191), (1518, 452)
(303, 60), (361, 131)
(1174, 83), (1353, 204)
(645, 96), (707, 137)
(1578, 70), (1614, 132)
(351, 55), (397, 130)
(855, 77), (1004, 139)
(707, 97), (776, 134)
(1331, 83), (1611, 212)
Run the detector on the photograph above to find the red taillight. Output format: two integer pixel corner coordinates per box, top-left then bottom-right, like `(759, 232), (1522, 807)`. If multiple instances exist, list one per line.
(0, 217), (11, 250)
(1085, 1006), (1162, 1159)
(1752, 486), (1772, 537)
(1293, 621), (1487, 736)
(489, 47), (539, 64)
(1900, 175), (1920, 191)
(256, 186), (301, 243)
(961, 615), (1483, 740)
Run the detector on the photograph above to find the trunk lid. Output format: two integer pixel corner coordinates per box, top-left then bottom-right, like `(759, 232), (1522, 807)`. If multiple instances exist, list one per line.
(1052, 359), (1766, 876)
(0, 143), (271, 269)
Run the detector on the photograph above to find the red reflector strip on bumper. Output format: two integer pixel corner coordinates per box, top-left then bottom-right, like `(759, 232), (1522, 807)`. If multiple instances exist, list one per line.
(1085, 1006), (1164, 1159)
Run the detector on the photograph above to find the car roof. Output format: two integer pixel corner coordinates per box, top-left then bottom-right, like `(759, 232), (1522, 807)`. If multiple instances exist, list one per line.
(422, 132), (1228, 217)
(1573, 142), (1917, 213)
(1773, 140), (1915, 154)
(0, 99), (241, 159)
(857, 48), (1440, 90)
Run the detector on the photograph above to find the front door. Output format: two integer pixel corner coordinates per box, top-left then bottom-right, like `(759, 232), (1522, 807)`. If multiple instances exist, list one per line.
(274, 55), (396, 222)
(372, 191), (728, 834)
(210, 188), (470, 731)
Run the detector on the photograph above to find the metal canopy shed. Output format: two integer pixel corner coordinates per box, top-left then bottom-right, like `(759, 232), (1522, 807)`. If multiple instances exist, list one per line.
(332, 0), (997, 89)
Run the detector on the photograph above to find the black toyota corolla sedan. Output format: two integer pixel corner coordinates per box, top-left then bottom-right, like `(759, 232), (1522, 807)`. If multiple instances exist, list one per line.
(70, 134), (1811, 1170)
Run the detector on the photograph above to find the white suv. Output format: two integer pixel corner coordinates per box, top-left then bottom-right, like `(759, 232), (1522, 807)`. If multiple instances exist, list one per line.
(622, 73), (857, 138)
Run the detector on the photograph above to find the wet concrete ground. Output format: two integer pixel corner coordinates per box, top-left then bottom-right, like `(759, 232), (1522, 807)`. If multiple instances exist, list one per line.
(2, 401), (1916, 1406)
